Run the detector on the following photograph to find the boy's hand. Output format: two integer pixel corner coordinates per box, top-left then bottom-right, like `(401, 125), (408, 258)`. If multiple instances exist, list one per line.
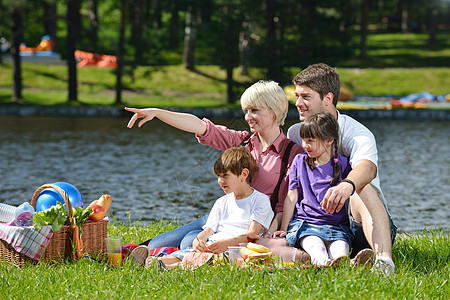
(272, 231), (287, 238)
(247, 234), (263, 243)
(193, 238), (210, 253)
(207, 240), (229, 254)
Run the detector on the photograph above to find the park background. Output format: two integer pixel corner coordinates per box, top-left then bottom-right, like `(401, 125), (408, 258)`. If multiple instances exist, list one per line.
(0, 0), (449, 106)
(0, 1), (449, 299)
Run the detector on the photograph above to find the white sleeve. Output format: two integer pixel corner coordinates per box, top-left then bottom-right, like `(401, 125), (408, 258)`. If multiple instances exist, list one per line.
(347, 131), (378, 169)
(338, 113), (390, 212)
(203, 196), (226, 232)
(250, 192), (274, 230)
(287, 123), (302, 146)
(338, 115), (378, 168)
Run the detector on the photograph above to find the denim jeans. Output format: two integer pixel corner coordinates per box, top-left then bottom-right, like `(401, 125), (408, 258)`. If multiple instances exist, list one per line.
(147, 214), (209, 250)
(286, 219), (353, 248)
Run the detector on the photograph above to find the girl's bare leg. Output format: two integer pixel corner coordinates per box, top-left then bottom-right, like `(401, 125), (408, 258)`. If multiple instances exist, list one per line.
(256, 237), (311, 263)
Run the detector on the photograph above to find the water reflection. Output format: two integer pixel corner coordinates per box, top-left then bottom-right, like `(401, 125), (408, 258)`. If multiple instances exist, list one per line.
(0, 116), (448, 233)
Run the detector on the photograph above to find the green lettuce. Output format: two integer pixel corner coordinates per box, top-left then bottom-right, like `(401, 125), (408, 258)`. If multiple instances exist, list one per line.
(32, 201), (68, 232)
(33, 202), (93, 233)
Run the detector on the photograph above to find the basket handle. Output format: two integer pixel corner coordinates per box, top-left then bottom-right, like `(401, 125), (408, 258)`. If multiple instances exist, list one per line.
(31, 184), (75, 228)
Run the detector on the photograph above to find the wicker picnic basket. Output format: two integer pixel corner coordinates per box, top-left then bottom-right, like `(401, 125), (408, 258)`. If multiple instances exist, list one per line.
(0, 184), (107, 266)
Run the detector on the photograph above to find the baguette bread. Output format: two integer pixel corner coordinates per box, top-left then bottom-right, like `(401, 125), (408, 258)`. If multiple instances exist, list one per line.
(97, 194), (112, 213)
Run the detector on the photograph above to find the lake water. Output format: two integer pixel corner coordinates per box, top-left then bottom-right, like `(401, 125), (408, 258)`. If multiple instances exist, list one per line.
(0, 115), (448, 233)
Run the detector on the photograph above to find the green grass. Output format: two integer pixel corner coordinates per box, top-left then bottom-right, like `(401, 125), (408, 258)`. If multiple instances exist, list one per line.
(0, 223), (448, 299)
(0, 64), (264, 107)
(0, 63), (449, 107)
(338, 67), (450, 97)
(0, 32), (449, 106)
(341, 32), (450, 68)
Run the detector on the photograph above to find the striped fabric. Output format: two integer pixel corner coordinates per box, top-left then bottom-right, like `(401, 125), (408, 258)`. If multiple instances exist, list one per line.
(0, 224), (53, 260)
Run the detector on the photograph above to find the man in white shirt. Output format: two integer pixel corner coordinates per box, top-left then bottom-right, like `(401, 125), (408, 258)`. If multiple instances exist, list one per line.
(287, 63), (397, 275)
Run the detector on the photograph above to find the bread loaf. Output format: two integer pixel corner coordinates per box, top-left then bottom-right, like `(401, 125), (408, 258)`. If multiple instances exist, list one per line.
(97, 194), (112, 213)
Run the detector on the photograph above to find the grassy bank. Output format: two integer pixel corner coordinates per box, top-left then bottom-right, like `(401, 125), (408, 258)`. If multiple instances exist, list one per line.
(0, 223), (448, 299)
(0, 32), (449, 107)
(0, 64), (449, 108)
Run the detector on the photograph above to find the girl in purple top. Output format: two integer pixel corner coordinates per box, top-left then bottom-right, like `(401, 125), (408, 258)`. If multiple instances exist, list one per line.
(274, 112), (353, 265)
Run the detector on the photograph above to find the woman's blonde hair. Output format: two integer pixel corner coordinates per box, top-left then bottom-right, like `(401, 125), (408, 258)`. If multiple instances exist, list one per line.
(240, 80), (288, 126)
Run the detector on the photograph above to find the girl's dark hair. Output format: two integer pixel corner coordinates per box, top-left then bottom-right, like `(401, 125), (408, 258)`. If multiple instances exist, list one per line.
(299, 112), (341, 186)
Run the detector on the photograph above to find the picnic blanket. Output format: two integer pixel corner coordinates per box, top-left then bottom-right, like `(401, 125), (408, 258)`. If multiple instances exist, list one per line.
(121, 243), (179, 261)
(0, 223), (53, 260)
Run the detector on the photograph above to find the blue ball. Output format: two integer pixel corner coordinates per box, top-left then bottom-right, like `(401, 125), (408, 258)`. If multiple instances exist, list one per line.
(35, 189), (65, 212)
(35, 182), (84, 212)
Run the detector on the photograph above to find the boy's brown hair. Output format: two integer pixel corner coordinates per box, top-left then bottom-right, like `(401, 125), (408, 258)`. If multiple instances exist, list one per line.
(213, 146), (258, 183)
(292, 63), (341, 106)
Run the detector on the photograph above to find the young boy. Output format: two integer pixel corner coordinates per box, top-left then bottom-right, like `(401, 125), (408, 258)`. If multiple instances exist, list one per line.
(131, 146), (274, 269)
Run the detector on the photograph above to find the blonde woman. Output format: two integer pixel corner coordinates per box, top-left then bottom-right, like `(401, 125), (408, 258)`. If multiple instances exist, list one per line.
(125, 80), (307, 260)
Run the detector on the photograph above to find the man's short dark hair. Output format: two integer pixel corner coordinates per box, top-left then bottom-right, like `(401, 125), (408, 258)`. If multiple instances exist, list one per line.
(292, 63), (341, 106)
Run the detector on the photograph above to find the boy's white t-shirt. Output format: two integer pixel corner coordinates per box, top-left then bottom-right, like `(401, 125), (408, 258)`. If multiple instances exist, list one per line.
(203, 189), (274, 243)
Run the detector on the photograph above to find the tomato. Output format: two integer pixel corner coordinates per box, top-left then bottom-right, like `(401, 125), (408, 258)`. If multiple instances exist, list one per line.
(89, 204), (106, 221)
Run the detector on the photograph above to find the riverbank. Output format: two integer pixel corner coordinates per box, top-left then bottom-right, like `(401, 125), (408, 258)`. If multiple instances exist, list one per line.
(0, 104), (449, 121)
(0, 222), (448, 299)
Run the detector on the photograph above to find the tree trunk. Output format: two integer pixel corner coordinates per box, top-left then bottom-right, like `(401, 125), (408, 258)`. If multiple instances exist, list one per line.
(131, 0), (144, 63)
(169, 0), (179, 48)
(87, 0), (99, 52)
(223, 5), (235, 104)
(239, 21), (252, 76)
(43, 0), (58, 49)
(67, 0), (80, 102)
(299, 0), (315, 59)
(278, 11), (286, 78)
(0, 0), (4, 64)
(226, 66), (234, 104)
(428, 6), (437, 46)
(266, 0), (277, 80)
(11, 8), (22, 101)
(401, 9), (408, 33)
(143, 0), (151, 24)
(152, 0), (162, 30)
(116, 1), (126, 105)
(183, 6), (196, 70)
(397, 0), (408, 33)
(360, 0), (370, 58)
